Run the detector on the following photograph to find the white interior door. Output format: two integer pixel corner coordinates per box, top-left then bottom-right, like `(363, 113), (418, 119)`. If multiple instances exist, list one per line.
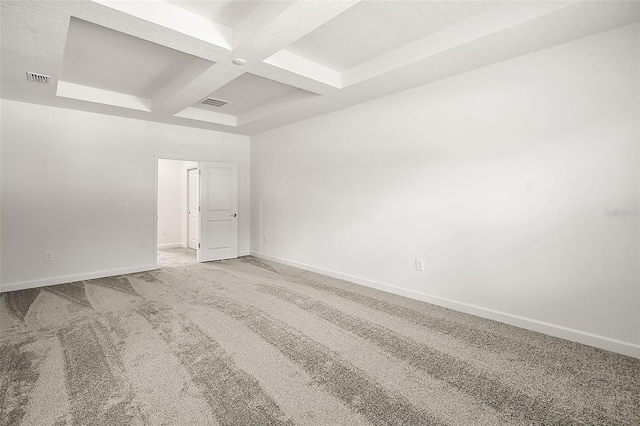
(187, 168), (198, 250)
(197, 162), (238, 262)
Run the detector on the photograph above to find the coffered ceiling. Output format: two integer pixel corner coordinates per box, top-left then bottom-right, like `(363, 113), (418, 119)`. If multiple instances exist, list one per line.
(1, 1), (638, 135)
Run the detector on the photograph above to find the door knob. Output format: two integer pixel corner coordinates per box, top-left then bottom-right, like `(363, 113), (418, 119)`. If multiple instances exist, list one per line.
(231, 213), (237, 217)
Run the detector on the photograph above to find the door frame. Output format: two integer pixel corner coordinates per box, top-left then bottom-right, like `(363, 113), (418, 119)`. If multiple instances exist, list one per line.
(186, 167), (199, 250)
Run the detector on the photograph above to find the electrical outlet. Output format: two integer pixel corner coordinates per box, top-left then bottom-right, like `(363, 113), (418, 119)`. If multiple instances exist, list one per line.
(415, 258), (424, 271)
(118, 202), (128, 212)
(263, 235), (268, 242)
(45, 251), (54, 261)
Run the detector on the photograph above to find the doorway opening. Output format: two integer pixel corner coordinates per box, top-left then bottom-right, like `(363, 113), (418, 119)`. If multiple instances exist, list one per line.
(155, 157), (240, 268)
(157, 158), (199, 266)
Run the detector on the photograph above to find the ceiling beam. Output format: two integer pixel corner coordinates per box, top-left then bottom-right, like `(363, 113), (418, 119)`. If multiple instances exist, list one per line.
(91, 0), (233, 49)
(151, 0), (360, 117)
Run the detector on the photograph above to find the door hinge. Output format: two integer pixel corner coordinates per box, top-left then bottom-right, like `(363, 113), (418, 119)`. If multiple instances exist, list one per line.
(199, 170), (201, 175)
(198, 206), (200, 211)
(198, 243), (200, 248)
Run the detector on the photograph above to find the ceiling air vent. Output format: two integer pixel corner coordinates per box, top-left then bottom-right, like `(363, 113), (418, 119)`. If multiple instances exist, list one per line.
(26, 72), (51, 84)
(201, 97), (229, 107)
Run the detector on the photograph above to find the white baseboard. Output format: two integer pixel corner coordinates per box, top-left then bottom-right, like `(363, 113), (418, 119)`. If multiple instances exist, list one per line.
(250, 251), (639, 359)
(157, 243), (184, 249)
(0, 264), (157, 293)
(158, 245), (248, 255)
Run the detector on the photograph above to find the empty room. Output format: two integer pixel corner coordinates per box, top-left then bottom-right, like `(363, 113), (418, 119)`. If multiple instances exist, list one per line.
(1, 1), (638, 425)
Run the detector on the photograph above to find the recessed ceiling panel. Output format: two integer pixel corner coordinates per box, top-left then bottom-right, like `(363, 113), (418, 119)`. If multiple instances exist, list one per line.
(286, 1), (505, 71)
(3, 0), (637, 135)
(165, 0), (263, 28)
(195, 73), (311, 115)
(59, 18), (213, 99)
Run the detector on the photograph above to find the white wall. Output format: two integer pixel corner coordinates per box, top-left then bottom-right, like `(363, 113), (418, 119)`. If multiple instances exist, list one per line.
(157, 159), (184, 248)
(251, 24), (639, 356)
(1, 100), (250, 289)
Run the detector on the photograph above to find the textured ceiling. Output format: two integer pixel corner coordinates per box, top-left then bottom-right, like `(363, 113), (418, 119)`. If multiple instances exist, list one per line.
(166, 0), (263, 28)
(60, 18), (211, 99)
(286, 1), (505, 71)
(1, 0), (638, 136)
(198, 73), (305, 116)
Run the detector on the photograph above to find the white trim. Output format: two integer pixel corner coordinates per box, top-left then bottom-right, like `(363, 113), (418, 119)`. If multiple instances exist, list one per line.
(186, 167), (199, 250)
(153, 156), (159, 269)
(174, 107), (236, 127)
(250, 251), (640, 359)
(56, 82), (151, 112)
(0, 264), (157, 293)
(157, 243), (183, 249)
(238, 250), (250, 257)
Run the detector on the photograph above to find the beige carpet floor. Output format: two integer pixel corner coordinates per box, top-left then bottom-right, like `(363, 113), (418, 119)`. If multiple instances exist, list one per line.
(1, 248), (638, 425)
